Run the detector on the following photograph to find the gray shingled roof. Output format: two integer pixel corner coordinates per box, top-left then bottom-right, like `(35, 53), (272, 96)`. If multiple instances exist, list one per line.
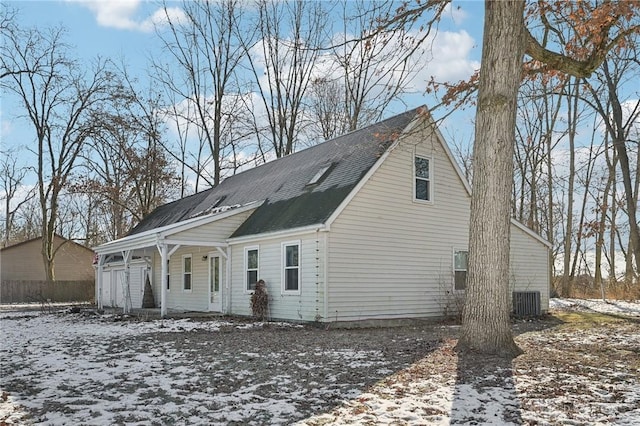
(128, 108), (420, 238)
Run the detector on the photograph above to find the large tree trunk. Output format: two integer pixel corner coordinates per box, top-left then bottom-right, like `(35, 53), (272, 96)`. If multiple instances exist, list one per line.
(457, 0), (525, 356)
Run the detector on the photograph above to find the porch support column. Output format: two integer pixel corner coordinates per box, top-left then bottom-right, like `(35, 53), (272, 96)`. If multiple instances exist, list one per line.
(97, 254), (105, 310)
(122, 250), (132, 315)
(225, 246), (231, 314)
(160, 242), (168, 318)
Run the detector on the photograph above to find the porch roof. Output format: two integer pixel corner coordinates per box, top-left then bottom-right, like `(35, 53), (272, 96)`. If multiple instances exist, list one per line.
(93, 201), (263, 255)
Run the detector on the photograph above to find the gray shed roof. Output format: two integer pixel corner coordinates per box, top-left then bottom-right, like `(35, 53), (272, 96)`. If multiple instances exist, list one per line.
(128, 107), (421, 238)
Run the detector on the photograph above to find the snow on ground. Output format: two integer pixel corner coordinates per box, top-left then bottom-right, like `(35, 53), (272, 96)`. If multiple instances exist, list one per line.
(0, 309), (436, 425)
(1, 299), (639, 425)
(550, 297), (640, 317)
(301, 298), (640, 426)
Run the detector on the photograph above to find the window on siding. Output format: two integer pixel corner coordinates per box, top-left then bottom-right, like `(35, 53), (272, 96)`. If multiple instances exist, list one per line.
(183, 255), (192, 291)
(283, 242), (300, 293)
(415, 156), (431, 201)
(246, 247), (259, 291)
(454, 250), (468, 291)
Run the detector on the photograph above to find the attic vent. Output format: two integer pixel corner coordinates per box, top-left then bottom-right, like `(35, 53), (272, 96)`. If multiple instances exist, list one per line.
(307, 165), (331, 186)
(512, 291), (541, 318)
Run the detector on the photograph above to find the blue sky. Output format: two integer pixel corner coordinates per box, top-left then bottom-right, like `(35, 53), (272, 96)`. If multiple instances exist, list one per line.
(1, 0), (485, 174)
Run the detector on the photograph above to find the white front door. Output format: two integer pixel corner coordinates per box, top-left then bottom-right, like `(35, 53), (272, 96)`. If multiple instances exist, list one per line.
(208, 253), (222, 312)
(114, 269), (125, 307)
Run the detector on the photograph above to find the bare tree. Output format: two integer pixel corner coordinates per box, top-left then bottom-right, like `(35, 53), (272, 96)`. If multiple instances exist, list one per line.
(0, 147), (36, 247)
(1, 25), (115, 281)
(154, 0), (251, 188)
(76, 73), (180, 240)
(583, 47), (640, 279)
(244, 0), (328, 157)
(384, 0), (639, 354)
(309, 0), (424, 140)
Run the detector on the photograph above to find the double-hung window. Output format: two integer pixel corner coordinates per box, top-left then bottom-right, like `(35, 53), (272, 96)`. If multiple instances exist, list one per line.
(282, 242), (300, 294)
(414, 155), (431, 202)
(183, 254), (192, 291)
(245, 247), (259, 291)
(454, 250), (468, 291)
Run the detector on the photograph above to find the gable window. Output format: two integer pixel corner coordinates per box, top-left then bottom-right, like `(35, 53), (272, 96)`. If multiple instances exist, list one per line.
(454, 250), (468, 291)
(245, 247), (259, 291)
(282, 242), (300, 293)
(183, 254), (192, 291)
(414, 156), (431, 201)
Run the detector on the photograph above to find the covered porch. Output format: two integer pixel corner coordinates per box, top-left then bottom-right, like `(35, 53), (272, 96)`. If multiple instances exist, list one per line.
(93, 202), (260, 317)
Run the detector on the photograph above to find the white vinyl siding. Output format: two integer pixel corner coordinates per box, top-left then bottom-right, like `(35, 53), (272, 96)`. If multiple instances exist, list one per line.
(150, 209), (253, 312)
(230, 232), (325, 322)
(327, 122), (550, 322)
(328, 124), (471, 321)
(509, 224), (550, 312)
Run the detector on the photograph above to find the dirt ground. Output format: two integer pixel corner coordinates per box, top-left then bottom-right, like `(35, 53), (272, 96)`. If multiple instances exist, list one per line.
(1, 305), (638, 425)
(0, 308), (454, 425)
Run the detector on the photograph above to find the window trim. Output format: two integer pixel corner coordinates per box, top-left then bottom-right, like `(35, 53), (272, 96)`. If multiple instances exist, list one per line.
(453, 248), (468, 292)
(281, 240), (301, 295)
(182, 254), (192, 292)
(244, 246), (259, 293)
(413, 154), (433, 203)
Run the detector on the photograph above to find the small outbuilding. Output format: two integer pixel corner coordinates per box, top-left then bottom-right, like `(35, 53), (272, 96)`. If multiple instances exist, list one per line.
(1, 235), (95, 303)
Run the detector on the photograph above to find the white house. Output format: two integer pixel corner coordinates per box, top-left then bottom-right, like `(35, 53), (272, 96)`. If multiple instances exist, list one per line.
(94, 107), (550, 322)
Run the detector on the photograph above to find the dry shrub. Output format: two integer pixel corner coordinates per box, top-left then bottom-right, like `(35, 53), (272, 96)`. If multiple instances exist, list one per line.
(251, 279), (269, 320)
(554, 275), (640, 301)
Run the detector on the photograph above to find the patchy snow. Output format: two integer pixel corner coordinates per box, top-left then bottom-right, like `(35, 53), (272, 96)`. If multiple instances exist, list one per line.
(550, 297), (640, 317)
(1, 299), (639, 425)
(301, 298), (640, 425)
(0, 309), (434, 425)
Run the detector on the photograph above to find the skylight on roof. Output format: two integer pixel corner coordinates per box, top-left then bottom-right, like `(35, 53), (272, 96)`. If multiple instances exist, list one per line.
(307, 165), (331, 186)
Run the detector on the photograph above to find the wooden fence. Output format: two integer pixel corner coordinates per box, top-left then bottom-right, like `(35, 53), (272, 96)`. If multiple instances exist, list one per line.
(0, 280), (95, 304)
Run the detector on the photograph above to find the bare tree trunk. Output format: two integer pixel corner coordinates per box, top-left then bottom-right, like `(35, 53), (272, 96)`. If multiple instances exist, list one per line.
(561, 78), (579, 296)
(457, 0), (525, 357)
(570, 134), (596, 282)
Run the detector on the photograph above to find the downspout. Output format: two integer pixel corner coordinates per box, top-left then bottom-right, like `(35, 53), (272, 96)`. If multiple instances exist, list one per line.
(323, 231), (329, 323)
(225, 246), (231, 314)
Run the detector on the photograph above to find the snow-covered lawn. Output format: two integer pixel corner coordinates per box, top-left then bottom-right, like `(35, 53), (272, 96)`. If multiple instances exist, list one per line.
(303, 298), (640, 425)
(1, 298), (638, 425)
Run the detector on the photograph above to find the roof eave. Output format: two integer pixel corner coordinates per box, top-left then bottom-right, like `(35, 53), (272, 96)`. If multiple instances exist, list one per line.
(93, 200), (264, 254)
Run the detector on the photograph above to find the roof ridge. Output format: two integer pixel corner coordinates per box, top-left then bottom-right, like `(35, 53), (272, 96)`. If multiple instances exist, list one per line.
(213, 106), (422, 186)
(127, 106), (424, 236)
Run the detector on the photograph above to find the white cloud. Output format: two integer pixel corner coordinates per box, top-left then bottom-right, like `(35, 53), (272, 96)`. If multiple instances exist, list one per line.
(415, 30), (480, 84)
(443, 2), (468, 25)
(1, 119), (12, 136)
(68, 0), (185, 33)
(140, 7), (187, 33)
